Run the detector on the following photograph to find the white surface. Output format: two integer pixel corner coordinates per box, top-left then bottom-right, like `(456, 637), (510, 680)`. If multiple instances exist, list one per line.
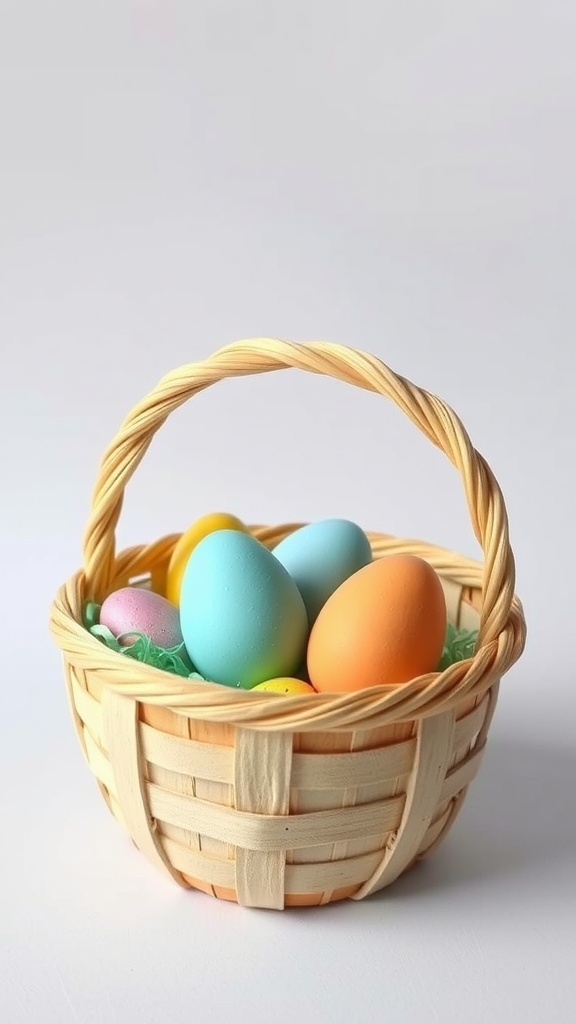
(1, 2), (575, 1022)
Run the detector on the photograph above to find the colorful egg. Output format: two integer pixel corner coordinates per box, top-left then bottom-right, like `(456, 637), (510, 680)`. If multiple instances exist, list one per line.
(307, 554), (447, 692)
(250, 677), (317, 695)
(166, 512), (247, 605)
(272, 519), (372, 623)
(180, 530), (309, 689)
(99, 587), (183, 648)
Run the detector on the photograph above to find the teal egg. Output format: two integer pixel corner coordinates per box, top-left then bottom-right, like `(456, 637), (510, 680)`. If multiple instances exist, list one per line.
(179, 531), (309, 688)
(272, 519), (372, 624)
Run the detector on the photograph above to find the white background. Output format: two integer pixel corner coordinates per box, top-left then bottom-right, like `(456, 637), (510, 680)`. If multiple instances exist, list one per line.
(1, 2), (575, 1022)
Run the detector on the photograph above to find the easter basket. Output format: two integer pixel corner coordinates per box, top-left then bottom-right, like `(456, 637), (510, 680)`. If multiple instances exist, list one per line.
(50, 340), (526, 909)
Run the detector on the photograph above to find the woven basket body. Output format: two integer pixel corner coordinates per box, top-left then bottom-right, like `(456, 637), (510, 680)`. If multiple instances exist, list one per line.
(51, 340), (526, 909)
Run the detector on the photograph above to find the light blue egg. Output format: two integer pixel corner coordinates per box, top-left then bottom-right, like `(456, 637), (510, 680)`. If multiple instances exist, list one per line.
(272, 519), (372, 624)
(179, 530), (309, 689)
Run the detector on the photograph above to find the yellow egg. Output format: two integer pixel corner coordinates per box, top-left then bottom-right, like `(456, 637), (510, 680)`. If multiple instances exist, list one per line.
(250, 677), (317, 695)
(166, 512), (247, 605)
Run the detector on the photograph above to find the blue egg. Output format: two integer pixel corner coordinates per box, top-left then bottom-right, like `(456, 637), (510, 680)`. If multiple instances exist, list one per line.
(179, 531), (309, 689)
(272, 519), (372, 624)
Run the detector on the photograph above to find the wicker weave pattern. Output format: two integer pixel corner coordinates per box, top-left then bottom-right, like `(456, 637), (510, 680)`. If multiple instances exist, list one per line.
(50, 340), (526, 907)
(58, 563), (493, 906)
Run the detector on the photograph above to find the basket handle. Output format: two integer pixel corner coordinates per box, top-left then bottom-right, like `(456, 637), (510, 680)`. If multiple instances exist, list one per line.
(83, 338), (516, 647)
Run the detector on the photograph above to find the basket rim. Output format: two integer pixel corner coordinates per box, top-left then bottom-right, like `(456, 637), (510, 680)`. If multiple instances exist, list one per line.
(50, 525), (526, 731)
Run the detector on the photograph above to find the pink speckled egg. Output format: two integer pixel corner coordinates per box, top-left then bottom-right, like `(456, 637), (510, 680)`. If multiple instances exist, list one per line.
(99, 587), (183, 648)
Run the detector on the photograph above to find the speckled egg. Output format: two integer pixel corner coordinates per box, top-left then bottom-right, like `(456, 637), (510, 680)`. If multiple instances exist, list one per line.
(307, 554), (447, 692)
(179, 530), (309, 688)
(99, 587), (183, 648)
(272, 519), (372, 623)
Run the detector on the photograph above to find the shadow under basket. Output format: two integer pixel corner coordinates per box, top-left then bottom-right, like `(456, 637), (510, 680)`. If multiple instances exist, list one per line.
(50, 340), (526, 909)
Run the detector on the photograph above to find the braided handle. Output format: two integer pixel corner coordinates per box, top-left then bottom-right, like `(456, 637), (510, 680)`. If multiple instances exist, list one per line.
(83, 339), (515, 647)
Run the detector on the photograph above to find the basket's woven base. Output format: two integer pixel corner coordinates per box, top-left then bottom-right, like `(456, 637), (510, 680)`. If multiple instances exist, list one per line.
(61, 534), (496, 908)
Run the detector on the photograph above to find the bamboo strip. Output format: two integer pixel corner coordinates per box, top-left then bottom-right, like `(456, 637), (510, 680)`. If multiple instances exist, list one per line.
(83, 728), (115, 796)
(234, 730), (293, 908)
(137, 695), (488, 785)
(162, 839), (387, 894)
(440, 743), (485, 803)
(147, 784), (405, 851)
(417, 803), (456, 857)
(102, 691), (184, 885)
(141, 725), (233, 783)
(352, 712), (455, 898)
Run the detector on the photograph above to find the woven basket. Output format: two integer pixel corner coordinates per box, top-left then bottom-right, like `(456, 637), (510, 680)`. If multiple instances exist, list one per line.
(50, 339), (526, 909)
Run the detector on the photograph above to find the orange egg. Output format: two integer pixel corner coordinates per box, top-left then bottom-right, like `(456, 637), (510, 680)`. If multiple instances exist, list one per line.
(307, 554), (446, 692)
